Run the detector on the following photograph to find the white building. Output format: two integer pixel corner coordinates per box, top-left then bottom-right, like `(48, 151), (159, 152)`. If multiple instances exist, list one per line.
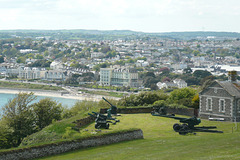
(91, 52), (105, 58)
(18, 67), (41, 79)
(157, 82), (177, 89)
(100, 66), (140, 87)
(173, 79), (188, 88)
(157, 79), (187, 89)
(50, 61), (64, 70)
(135, 60), (149, 67)
(42, 70), (67, 81)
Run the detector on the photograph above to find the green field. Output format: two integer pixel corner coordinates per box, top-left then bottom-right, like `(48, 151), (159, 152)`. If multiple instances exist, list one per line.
(38, 114), (240, 160)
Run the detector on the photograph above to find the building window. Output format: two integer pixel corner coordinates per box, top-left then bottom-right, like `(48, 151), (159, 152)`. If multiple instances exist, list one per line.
(206, 98), (212, 111)
(237, 100), (240, 113)
(219, 99), (225, 113)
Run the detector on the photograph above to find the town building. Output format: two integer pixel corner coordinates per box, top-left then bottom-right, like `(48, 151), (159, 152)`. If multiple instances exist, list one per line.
(100, 66), (140, 87)
(157, 79), (187, 89)
(199, 71), (240, 122)
(50, 61), (64, 70)
(42, 70), (67, 81)
(173, 79), (188, 88)
(18, 67), (41, 79)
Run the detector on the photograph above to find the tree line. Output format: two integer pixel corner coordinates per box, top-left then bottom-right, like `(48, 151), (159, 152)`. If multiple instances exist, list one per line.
(118, 88), (199, 109)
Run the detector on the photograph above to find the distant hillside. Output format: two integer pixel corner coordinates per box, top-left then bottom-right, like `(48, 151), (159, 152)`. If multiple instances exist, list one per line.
(154, 31), (240, 40)
(0, 30), (239, 40)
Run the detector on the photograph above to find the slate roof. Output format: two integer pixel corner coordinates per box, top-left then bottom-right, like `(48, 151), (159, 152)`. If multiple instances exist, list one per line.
(217, 80), (240, 98)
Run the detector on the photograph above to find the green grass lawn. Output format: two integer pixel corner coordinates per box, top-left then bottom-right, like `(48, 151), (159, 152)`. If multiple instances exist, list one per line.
(37, 114), (240, 160)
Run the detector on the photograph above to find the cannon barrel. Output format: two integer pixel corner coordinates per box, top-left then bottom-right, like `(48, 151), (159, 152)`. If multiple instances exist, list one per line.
(156, 114), (201, 128)
(102, 97), (114, 106)
(91, 111), (99, 115)
(102, 97), (118, 115)
(88, 113), (96, 118)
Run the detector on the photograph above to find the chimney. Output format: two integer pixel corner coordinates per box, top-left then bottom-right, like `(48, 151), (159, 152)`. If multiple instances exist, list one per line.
(228, 70), (237, 82)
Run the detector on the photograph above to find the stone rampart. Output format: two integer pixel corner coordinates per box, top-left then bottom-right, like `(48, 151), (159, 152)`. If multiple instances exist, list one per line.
(0, 129), (143, 160)
(100, 107), (198, 117)
(73, 116), (95, 128)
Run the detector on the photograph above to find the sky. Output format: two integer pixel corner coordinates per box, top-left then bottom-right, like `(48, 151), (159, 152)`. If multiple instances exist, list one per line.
(0, 0), (240, 33)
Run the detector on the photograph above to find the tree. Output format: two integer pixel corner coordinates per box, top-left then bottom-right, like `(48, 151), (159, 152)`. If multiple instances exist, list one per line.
(101, 46), (111, 53)
(1, 92), (36, 146)
(35, 54), (44, 59)
(193, 70), (212, 79)
(119, 91), (168, 107)
(201, 76), (215, 90)
(145, 71), (156, 78)
(192, 94), (199, 109)
(183, 67), (192, 74)
(192, 50), (200, 56)
(0, 55), (4, 63)
(168, 88), (197, 108)
(0, 120), (13, 149)
(159, 67), (170, 73)
(32, 98), (63, 130)
(16, 56), (26, 64)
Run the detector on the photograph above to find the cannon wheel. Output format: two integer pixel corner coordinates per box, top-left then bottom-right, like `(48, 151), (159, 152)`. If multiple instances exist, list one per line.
(95, 123), (101, 129)
(181, 123), (188, 129)
(105, 123), (110, 129)
(178, 124), (189, 135)
(173, 123), (181, 132)
(179, 128), (188, 135)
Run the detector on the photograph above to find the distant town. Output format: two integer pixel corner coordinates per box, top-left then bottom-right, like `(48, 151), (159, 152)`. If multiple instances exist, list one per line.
(0, 30), (240, 91)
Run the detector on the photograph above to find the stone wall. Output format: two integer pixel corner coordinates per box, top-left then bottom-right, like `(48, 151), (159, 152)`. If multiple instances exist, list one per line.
(0, 129), (143, 160)
(100, 107), (198, 117)
(166, 108), (198, 117)
(100, 107), (153, 114)
(73, 116), (95, 128)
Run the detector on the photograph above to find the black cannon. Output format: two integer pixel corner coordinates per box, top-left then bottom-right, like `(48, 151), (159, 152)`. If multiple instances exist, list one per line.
(102, 97), (118, 115)
(88, 111), (119, 129)
(152, 109), (223, 135)
(170, 116), (223, 135)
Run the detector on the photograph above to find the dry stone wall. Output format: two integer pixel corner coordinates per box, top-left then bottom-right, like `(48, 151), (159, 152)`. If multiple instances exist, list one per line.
(0, 129), (143, 160)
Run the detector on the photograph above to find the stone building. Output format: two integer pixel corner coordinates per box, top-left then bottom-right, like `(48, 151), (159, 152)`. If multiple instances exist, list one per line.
(199, 71), (240, 121)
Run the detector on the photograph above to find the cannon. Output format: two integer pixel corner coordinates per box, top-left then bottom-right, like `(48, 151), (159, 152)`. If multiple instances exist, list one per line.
(152, 110), (223, 135)
(102, 97), (118, 115)
(170, 116), (223, 135)
(88, 111), (119, 129)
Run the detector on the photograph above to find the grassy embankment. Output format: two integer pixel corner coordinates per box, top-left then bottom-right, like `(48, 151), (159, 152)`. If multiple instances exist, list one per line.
(34, 113), (240, 160)
(0, 81), (62, 90)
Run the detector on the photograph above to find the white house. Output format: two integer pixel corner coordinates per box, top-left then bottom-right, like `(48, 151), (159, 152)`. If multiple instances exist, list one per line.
(157, 79), (187, 89)
(50, 61), (64, 70)
(91, 52), (105, 58)
(173, 79), (188, 88)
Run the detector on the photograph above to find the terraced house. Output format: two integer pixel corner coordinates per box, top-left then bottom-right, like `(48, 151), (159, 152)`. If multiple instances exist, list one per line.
(100, 66), (140, 87)
(199, 71), (240, 122)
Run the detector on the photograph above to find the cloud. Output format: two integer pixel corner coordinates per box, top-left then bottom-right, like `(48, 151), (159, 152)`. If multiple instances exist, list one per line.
(0, 0), (240, 32)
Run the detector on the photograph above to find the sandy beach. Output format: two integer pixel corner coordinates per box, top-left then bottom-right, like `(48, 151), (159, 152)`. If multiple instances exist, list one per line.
(0, 88), (106, 102)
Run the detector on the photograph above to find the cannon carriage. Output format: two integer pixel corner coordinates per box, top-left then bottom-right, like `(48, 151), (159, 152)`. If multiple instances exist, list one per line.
(151, 107), (223, 135)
